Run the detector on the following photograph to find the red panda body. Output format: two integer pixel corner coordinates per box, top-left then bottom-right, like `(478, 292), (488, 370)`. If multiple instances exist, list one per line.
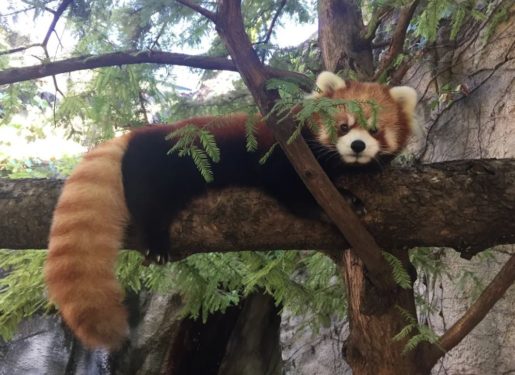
(44, 72), (419, 350)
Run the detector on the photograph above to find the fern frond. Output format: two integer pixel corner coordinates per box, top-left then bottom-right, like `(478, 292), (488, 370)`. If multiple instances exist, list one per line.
(0, 250), (49, 341)
(190, 145), (213, 182)
(382, 252), (412, 289)
(392, 323), (416, 342)
(259, 142), (278, 165)
(245, 114), (259, 152)
(199, 129), (221, 163)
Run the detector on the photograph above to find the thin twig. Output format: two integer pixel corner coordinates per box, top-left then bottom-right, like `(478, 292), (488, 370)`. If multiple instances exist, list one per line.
(42, 0), (74, 47)
(0, 44), (41, 56)
(175, 0), (217, 22)
(364, 7), (391, 42)
(138, 91), (150, 124)
(0, 6), (36, 18)
(149, 22), (167, 50)
(373, 0), (420, 80)
(261, 0), (287, 45)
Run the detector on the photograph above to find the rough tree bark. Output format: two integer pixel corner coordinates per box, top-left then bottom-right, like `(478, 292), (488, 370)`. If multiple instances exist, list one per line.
(1, 159), (514, 256)
(318, 0), (374, 79)
(341, 250), (422, 374)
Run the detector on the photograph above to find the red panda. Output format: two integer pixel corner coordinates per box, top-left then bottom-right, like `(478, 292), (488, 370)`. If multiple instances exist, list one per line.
(44, 72), (418, 350)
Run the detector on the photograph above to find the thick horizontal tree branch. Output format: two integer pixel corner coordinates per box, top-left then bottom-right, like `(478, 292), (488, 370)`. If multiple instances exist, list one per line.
(1, 159), (514, 258)
(0, 50), (312, 90)
(0, 51), (238, 85)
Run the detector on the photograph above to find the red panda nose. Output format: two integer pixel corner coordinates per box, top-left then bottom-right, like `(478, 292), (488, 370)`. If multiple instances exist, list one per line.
(351, 140), (366, 153)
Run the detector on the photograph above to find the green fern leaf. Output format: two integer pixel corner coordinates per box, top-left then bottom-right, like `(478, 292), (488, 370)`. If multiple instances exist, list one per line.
(383, 252), (412, 289)
(259, 142), (278, 165)
(190, 145), (213, 182)
(199, 129), (221, 163)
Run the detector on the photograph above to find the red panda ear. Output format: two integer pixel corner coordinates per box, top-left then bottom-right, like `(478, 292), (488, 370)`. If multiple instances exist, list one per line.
(390, 86), (423, 138)
(313, 71), (346, 97)
(389, 86), (417, 115)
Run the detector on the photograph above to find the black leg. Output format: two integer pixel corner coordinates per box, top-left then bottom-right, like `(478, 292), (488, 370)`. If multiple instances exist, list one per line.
(142, 221), (172, 264)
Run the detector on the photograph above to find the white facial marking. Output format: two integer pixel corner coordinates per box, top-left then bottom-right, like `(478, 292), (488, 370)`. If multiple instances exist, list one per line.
(347, 114), (356, 126)
(336, 128), (380, 164)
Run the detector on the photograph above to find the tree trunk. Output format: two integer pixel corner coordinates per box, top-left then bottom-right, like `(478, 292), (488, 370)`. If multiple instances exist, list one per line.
(318, 0), (374, 79)
(341, 250), (430, 375)
(166, 293), (281, 375)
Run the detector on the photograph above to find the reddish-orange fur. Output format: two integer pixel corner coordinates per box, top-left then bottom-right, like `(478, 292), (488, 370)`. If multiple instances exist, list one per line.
(43, 115), (276, 351)
(44, 72), (418, 351)
(45, 134), (132, 350)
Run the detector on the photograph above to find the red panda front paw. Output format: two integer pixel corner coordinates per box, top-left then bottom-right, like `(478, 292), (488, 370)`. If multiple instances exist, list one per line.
(143, 248), (170, 265)
(338, 188), (367, 216)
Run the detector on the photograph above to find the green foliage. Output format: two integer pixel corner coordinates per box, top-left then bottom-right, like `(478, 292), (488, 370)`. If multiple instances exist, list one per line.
(413, 0), (492, 43)
(0, 82), (39, 124)
(54, 65), (168, 140)
(268, 40), (321, 75)
(415, 0), (453, 42)
(116, 250), (169, 293)
(382, 251), (412, 289)
(455, 249), (496, 301)
(392, 306), (440, 354)
(163, 251), (346, 327)
(258, 142), (279, 165)
(166, 124), (222, 182)
(0, 250), (49, 341)
(0, 249), (344, 341)
(0, 156), (80, 178)
(484, 3), (510, 42)
(244, 112), (259, 152)
(266, 78), (380, 147)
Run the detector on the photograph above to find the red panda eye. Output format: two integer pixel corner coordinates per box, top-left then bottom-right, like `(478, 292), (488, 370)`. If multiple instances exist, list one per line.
(339, 123), (349, 134)
(369, 127), (379, 135)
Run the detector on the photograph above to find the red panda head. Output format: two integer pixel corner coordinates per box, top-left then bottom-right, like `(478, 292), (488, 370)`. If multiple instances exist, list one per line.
(312, 71), (418, 165)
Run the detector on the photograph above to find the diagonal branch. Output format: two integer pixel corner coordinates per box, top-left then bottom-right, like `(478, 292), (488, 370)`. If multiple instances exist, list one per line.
(42, 0), (73, 47)
(261, 0), (287, 45)
(422, 252), (515, 368)
(175, 0), (216, 22)
(373, 0), (420, 80)
(214, 0), (396, 291)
